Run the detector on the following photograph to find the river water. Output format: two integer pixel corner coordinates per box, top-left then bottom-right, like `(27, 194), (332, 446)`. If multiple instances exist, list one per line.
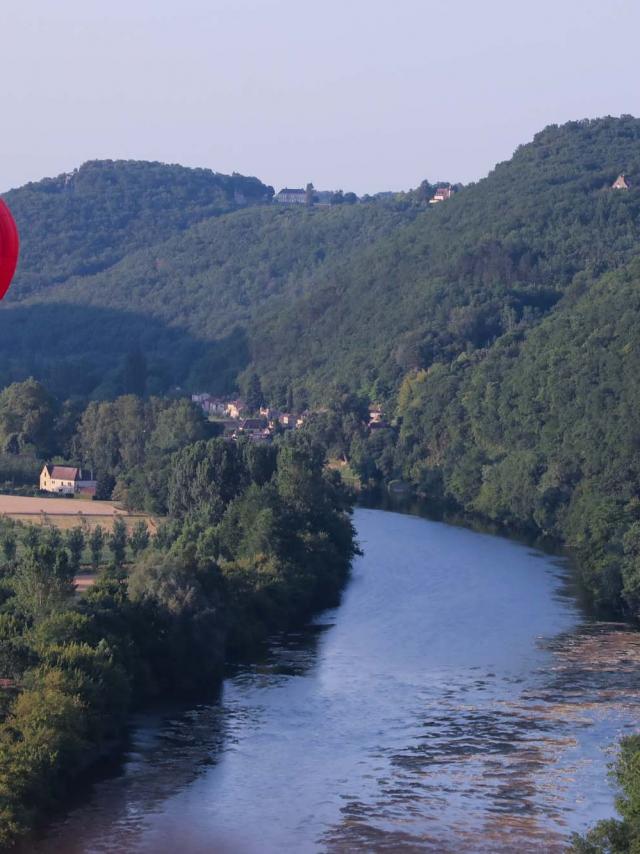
(32, 508), (640, 853)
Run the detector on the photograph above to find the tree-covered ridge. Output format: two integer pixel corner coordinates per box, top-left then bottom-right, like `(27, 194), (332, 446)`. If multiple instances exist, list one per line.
(251, 116), (640, 400)
(391, 256), (640, 614)
(4, 159), (273, 299)
(3, 117), (640, 403)
(0, 201), (408, 398)
(25, 202), (404, 339)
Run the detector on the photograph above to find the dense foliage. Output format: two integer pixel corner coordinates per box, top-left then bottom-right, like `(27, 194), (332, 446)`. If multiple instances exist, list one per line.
(5, 159), (273, 299)
(390, 258), (640, 615)
(4, 117), (640, 616)
(0, 431), (356, 847)
(2, 118), (640, 407)
(3, 116), (640, 845)
(571, 736), (640, 852)
(1, 176), (406, 398)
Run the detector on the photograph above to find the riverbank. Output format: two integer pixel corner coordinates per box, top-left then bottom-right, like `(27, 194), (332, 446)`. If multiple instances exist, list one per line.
(359, 485), (608, 617)
(24, 509), (640, 853)
(0, 438), (358, 850)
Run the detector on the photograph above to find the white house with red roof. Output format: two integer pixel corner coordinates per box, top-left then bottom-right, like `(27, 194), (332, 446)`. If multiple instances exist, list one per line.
(40, 465), (97, 496)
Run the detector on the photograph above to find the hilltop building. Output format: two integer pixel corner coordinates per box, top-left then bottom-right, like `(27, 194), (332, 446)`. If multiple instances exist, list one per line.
(275, 188), (307, 204)
(429, 186), (455, 204)
(40, 465), (97, 496)
(612, 174), (630, 189)
(191, 393), (227, 416)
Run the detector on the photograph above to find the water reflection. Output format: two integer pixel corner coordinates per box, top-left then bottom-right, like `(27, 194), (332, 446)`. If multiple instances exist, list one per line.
(31, 509), (640, 853)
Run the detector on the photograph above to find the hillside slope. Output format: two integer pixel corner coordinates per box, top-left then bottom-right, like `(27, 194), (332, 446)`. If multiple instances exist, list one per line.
(1, 118), (640, 614)
(4, 159), (273, 299)
(252, 117), (640, 398)
(0, 202), (407, 396)
(394, 256), (640, 612)
(1, 117), (640, 406)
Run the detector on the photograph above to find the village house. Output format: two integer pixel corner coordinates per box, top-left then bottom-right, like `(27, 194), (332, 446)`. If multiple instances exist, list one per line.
(367, 404), (389, 430)
(230, 418), (272, 443)
(612, 173), (630, 189)
(275, 188), (307, 204)
(225, 400), (247, 419)
(259, 405), (281, 420)
(429, 186), (454, 204)
(221, 419), (241, 438)
(279, 412), (296, 428)
(238, 417), (268, 432)
(368, 405), (383, 424)
(40, 465), (97, 496)
(243, 428), (272, 444)
(191, 394), (227, 416)
(208, 399), (228, 416)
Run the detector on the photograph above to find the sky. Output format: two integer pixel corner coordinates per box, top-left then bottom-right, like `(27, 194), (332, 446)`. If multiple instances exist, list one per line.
(2, 0), (639, 195)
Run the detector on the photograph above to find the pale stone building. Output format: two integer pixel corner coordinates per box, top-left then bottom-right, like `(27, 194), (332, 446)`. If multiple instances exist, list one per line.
(40, 465), (97, 496)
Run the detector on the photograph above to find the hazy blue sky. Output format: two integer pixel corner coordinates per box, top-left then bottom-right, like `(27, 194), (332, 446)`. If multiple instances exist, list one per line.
(2, 0), (639, 194)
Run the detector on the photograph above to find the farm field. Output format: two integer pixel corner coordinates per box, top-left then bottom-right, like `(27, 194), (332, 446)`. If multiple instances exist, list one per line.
(0, 494), (159, 533)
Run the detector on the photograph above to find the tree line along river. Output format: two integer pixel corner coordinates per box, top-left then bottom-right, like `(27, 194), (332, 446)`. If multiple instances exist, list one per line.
(27, 508), (640, 853)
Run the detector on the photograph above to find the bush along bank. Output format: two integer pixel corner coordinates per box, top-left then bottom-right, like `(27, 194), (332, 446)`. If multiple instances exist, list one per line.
(0, 435), (358, 849)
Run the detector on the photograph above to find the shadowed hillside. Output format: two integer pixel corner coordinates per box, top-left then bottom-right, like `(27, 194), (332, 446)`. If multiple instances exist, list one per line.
(4, 117), (640, 406)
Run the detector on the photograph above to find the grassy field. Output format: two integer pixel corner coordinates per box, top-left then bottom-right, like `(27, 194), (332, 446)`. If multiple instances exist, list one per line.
(0, 494), (159, 533)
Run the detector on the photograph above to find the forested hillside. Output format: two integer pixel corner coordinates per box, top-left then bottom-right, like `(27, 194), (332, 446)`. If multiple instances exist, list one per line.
(3, 117), (640, 405)
(4, 159), (274, 300)
(253, 117), (640, 399)
(392, 255), (640, 606)
(4, 117), (640, 849)
(5, 203), (406, 398)
(3, 116), (640, 617)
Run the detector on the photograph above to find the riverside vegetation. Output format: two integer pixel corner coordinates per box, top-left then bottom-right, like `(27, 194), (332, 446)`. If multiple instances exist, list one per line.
(3, 115), (640, 848)
(0, 391), (357, 847)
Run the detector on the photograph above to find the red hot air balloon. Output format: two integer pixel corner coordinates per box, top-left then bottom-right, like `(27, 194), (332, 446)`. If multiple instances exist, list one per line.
(0, 199), (19, 300)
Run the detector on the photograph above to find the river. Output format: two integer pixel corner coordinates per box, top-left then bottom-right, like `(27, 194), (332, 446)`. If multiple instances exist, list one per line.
(31, 508), (640, 853)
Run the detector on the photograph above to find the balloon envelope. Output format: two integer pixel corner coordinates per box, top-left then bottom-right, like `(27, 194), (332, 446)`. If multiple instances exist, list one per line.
(0, 199), (19, 300)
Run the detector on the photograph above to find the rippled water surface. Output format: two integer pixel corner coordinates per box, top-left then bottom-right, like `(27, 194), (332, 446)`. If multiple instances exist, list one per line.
(32, 509), (640, 852)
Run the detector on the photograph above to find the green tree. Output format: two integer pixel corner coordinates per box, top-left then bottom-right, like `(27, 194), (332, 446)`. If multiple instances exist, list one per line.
(89, 525), (105, 570)
(243, 373), (264, 413)
(22, 526), (41, 550)
(129, 520), (150, 556)
(11, 546), (74, 624)
(108, 518), (128, 567)
(127, 544), (225, 691)
(66, 527), (85, 574)
(167, 439), (247, 522)
(0, 379), (56, 457)
(2, 531), (16, 562)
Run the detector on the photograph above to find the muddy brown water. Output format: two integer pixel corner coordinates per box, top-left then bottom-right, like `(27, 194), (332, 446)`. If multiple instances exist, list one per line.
(30, 509), (640, 852)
